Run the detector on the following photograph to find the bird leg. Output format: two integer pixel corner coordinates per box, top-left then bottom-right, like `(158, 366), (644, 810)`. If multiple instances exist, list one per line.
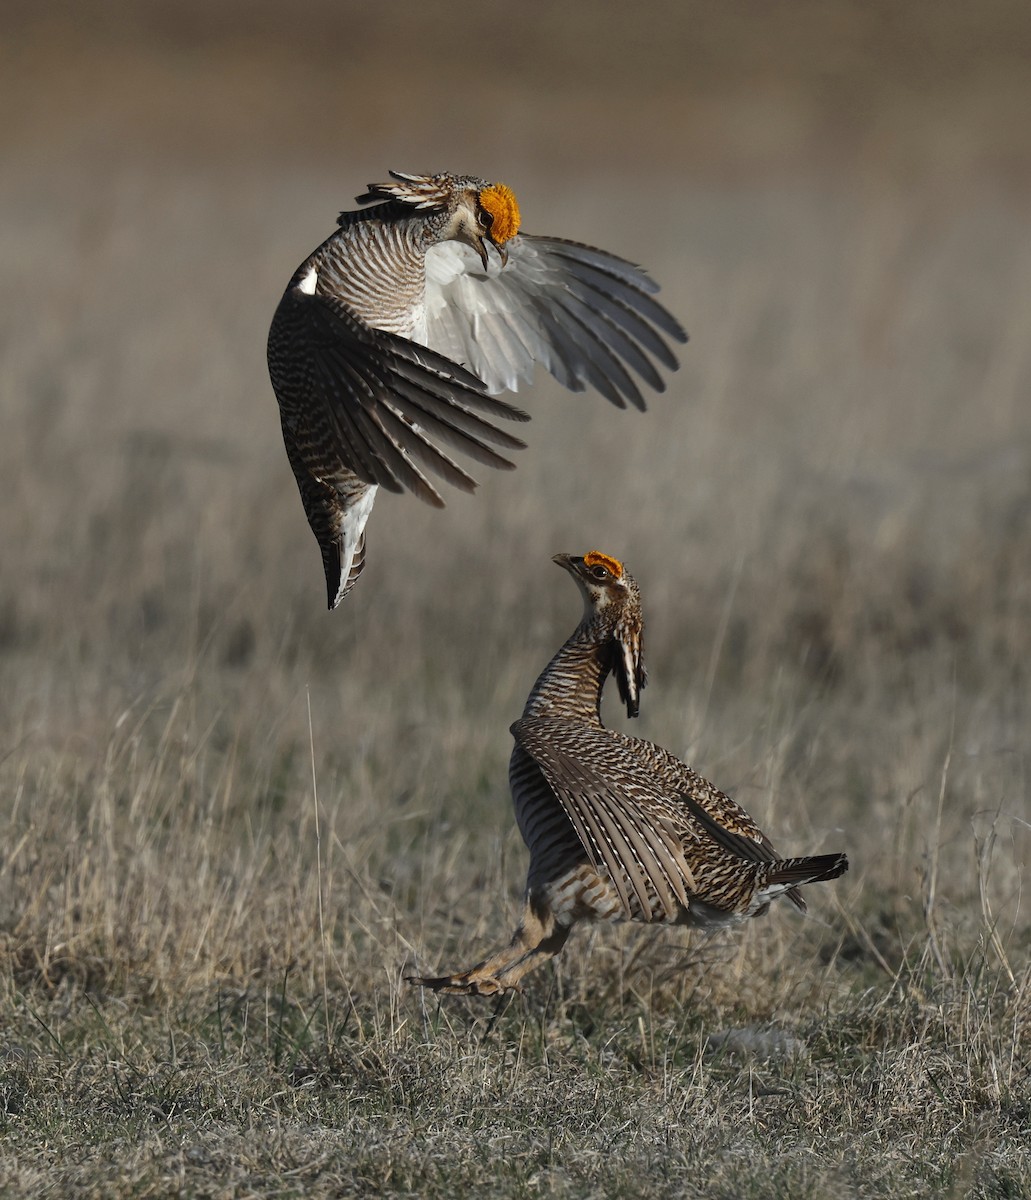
(409, 899), (571, 996)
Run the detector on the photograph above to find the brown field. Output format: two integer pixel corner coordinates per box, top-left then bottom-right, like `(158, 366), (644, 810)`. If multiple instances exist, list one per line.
(2, 3), (1030, 1196)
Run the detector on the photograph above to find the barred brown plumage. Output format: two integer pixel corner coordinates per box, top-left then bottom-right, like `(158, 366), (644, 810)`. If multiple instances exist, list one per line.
(267, 171), (687, 608)
(410, 551), (848, 996)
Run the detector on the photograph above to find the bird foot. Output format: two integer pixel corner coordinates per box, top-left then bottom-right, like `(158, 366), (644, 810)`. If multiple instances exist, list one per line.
(406, 972), (519, 997)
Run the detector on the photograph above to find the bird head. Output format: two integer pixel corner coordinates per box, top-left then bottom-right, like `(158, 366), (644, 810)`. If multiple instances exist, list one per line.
(553, 551), (647, 718)
(450, 181), (521, 270)
(355, 171), (521, 271)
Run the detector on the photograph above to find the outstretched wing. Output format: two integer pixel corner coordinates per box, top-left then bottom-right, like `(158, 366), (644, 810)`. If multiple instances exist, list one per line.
(511, 717), (701, 922)
(268, 276), (529, 507)
(423, 235), (687, 407)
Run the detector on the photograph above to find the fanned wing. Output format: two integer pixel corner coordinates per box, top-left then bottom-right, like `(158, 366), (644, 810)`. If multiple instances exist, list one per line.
(268, 280), (530, 507)
(511, 717), (701, 922)
(423, 235), (687, 407)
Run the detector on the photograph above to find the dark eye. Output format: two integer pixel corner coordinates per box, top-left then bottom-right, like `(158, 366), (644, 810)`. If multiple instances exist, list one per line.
(591, 565), (610, 580)
(478, 208), (494, 230)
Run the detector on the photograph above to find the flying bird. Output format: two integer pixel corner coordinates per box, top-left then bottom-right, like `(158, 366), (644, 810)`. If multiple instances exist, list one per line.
(267, 172), (687, 607)
(411, 551), (847, 995)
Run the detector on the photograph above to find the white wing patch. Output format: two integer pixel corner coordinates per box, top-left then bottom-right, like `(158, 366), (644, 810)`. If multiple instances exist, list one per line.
(420, 233), (685, 411)
(423, 240), (544, 395)
(296, 265), (319, 296)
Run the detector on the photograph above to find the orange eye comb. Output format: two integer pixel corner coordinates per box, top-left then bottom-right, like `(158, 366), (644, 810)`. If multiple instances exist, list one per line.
(583, 550), (624, 578)
(479, 183), (521, 244)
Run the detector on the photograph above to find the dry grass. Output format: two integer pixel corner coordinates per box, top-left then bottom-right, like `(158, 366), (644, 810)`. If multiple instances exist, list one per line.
(2, 3), (1031, 1196)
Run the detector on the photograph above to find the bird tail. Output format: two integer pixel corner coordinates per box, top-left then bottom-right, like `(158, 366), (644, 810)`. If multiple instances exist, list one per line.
(768, 852), (848, 889)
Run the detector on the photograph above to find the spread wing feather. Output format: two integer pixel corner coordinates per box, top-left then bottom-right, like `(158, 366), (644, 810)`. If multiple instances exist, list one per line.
(269, 286), (529, 503)
(511, 717), (700, 922)
(422, 235), (687, 406)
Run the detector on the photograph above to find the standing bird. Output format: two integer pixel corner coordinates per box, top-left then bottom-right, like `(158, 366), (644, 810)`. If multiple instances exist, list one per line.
(267, 172), (687, 607)
(411, 551), (847, 995)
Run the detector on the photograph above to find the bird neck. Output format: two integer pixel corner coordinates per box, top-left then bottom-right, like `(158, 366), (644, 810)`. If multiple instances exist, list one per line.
(520, 621), (616, 726)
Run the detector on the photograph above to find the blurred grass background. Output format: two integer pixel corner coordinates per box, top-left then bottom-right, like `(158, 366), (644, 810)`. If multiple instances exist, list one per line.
(1, 2), (1030, 1195)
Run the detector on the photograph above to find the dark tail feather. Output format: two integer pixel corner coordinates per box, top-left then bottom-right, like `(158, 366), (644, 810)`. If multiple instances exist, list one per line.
(769, 852), (848, 889)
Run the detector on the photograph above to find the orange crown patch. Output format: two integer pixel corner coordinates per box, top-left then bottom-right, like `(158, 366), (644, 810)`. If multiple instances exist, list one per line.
(584, 550), (624, 578)
(479, 183), (521, 245)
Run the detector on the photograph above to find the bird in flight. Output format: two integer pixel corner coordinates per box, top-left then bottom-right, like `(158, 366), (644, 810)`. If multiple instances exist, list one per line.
(267, 172), (687, 607)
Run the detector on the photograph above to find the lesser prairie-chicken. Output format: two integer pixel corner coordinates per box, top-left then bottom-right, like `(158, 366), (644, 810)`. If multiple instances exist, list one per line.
(268, 173), (686, 607)
(412, 551), (847, 995)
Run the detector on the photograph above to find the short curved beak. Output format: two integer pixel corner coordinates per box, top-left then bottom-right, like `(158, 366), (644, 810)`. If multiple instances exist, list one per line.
(552, 553), (583, 575)
(475, 237), (509, 271)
